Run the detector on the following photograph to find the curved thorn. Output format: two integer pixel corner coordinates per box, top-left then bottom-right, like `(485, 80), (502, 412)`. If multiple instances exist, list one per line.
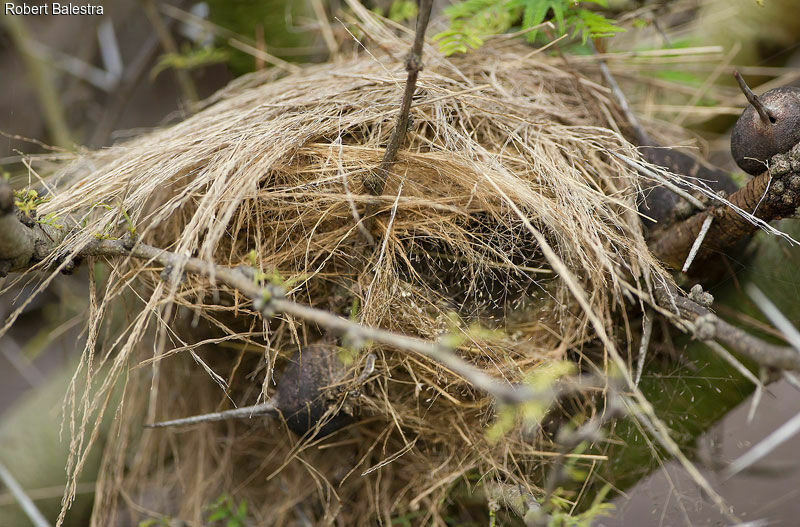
(734, 70), (775, 125)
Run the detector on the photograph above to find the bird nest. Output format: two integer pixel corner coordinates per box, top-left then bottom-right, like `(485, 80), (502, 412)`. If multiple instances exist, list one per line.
(37, 14), (678, 527)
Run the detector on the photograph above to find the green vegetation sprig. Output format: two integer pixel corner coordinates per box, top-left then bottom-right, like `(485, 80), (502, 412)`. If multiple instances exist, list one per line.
(434, 0), (623, 56)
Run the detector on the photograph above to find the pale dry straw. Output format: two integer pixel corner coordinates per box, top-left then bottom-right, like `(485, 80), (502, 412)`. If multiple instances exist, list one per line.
(30, 13), (686, 526)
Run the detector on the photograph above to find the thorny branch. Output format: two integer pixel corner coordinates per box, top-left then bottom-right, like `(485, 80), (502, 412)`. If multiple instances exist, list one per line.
(656, 282), (800, 371)
(0, 182), (559, 405)
(88, 237), (542, 404)
(1, 174), (799, 405)
(649, 143), (800, 270)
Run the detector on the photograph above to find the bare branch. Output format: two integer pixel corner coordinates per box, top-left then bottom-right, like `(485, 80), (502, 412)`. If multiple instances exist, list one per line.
(362, 0), (433, 199)
(656, 283), (800, 371)
(650, 144), (800, 270)
(0, 461), (51, 527)
(77, 237), (541, 404)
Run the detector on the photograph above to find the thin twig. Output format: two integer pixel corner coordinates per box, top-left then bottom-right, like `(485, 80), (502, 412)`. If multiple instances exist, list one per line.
(635, 308), (654, 387)
(681, 215), (713, 273)
(145, 400), (277, 428)
(362, 0), (434, 199)
(0, 461), (51, 527)
(746, 284), (800, 352)
(588, 39), (651, 146)
(724, 408), (800, 479)
(140, 0), (199, 103)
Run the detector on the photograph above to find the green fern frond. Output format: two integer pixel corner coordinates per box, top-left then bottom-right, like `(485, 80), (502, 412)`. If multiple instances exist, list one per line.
(567, 9), (626, 43)
(435, 0), (623, 55)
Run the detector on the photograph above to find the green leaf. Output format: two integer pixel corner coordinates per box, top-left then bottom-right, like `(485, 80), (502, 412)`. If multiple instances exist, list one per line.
(208, 510), (228, 522)
(388, 0), (418, 22)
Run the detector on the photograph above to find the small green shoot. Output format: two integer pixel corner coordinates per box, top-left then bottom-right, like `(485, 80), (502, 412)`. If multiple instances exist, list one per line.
(37, 212), (64, 229)
(118, 204), (136, 236)
(486, 361), (575, 442)
(138, 517), (171, 527)
(389, 0), (418, 22)
(206, 493), (248, 527)
(349, 297), (360, 321)
(151, 44), (229, 81)
(13, 188), (50, 217)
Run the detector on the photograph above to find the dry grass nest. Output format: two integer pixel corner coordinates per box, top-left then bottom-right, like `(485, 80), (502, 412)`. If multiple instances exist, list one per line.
(36, 14), (683, 527)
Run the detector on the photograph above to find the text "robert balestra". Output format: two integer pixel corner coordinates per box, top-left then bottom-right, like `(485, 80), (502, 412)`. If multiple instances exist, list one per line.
(5, 3), (104, 15)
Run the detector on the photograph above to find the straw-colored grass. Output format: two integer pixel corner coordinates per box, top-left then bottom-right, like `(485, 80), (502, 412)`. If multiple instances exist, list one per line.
(36, 12), (682, 526)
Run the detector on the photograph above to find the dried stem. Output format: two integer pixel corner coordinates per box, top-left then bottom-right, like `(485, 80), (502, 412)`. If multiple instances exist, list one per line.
(145, 400), (277, 428)
(362, 0), (433, 200)
(2, 14), (72, 149)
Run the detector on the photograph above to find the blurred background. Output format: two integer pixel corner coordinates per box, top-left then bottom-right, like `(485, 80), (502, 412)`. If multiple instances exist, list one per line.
(1, 0), (800, 525)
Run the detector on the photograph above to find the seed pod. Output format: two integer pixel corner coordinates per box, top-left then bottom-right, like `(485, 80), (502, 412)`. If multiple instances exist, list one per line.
(274, 343), (352, 436)
(730, 72), (800, 175)
(145, 342), (353, 437)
